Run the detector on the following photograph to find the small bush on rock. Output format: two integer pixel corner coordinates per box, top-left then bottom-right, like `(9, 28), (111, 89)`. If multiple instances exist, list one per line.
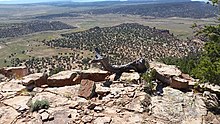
(142, 69), (156, 95)
(30, 99), (49, 112)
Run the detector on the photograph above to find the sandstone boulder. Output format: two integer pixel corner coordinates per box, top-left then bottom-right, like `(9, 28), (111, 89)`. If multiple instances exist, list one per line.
(22, 73), (47, 87)
(78, 79), (96, 100)
(170, 76), (189, 89)
(73, 69), (110, 82)
(150, 62), (181, 84)
(45, 107), (76, 124)
(0, 66), (29, 78)
(47, 70), (77, 87)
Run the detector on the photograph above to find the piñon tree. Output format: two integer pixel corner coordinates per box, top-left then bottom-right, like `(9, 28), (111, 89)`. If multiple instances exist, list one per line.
(191, 0), (220, 85)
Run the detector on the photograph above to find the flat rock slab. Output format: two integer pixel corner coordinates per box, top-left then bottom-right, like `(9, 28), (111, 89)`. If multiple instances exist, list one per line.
(125, 92), (146, 113)
(150, 62), (182, 76)
(45, 85), (80, 99)
(32, 92), (71, 108)
(73, 69), (110, 82)
(22, 73), (47, 87)
(0, 81), (25, 92)
(3, 95), (31, 111)
(47, 70), (77, 87)
(0, 105), (20, 124)
(78, 79), (96, 100)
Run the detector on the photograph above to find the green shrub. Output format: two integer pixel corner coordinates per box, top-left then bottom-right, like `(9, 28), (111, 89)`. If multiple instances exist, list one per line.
(159, 53), (200, 75)
(49, 67), (65, 76)
(30, 99), (49, 112)
(142, 69), (156, 95)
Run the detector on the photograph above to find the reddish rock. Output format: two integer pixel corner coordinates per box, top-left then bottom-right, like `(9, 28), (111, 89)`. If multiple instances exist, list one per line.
(170, 77), (189, 89)
(0, 66), (28, 78)
(73, 69), (110, 83)
(47, 71), (77, 87)
(155, 71), (172, 84)
(22, 73), (47, 87)
(78, 79), (96, 100)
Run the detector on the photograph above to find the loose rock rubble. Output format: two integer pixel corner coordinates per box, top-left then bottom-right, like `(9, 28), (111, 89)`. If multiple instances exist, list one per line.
(0, 63), (219, 124)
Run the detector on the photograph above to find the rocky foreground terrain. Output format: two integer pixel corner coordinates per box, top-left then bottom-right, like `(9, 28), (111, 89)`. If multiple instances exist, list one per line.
(0, 62), (219, 124)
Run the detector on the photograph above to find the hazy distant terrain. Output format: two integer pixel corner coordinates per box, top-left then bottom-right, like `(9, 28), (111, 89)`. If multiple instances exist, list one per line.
(85, 2), (218, 18)
(0, 1), (217, 67)
(0, 21), (76, 38)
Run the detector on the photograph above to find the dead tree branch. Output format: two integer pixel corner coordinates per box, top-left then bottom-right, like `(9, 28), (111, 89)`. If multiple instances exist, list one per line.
(90, 48), (149, 80)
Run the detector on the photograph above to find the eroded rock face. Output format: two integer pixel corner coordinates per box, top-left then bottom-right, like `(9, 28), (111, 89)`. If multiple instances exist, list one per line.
(0, 66), (29, 78)
(150, 62), (189, 89)
(47, 70), (77, 87)
(73, 69), (110, 82)
(78, 79), (96, 100)
(22, 73), (47, 87)
(171, 76), (189, 89)
(0, 80), (26, 99)
(0, 65), (218, 124)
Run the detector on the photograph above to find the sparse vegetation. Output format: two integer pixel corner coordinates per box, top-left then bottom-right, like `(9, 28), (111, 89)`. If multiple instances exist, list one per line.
(43, 23), (202, 65)
(142, 69), (156, 95)
(0, 21), (76, 38)
(160, 0), (220, 85)
(30, 99), (49, 112)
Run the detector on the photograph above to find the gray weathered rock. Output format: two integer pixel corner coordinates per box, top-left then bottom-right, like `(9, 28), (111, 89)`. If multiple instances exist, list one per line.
(96, 84), (110, 96)
(41, 112), (49, 122)
(45, 85), (80, 99)
(94, 106), (104, 112)
(151, 87), (207, 123)
(125, 92), (147, 113)
(82, 115), (93, 123)
(94, 117), (112, 124)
